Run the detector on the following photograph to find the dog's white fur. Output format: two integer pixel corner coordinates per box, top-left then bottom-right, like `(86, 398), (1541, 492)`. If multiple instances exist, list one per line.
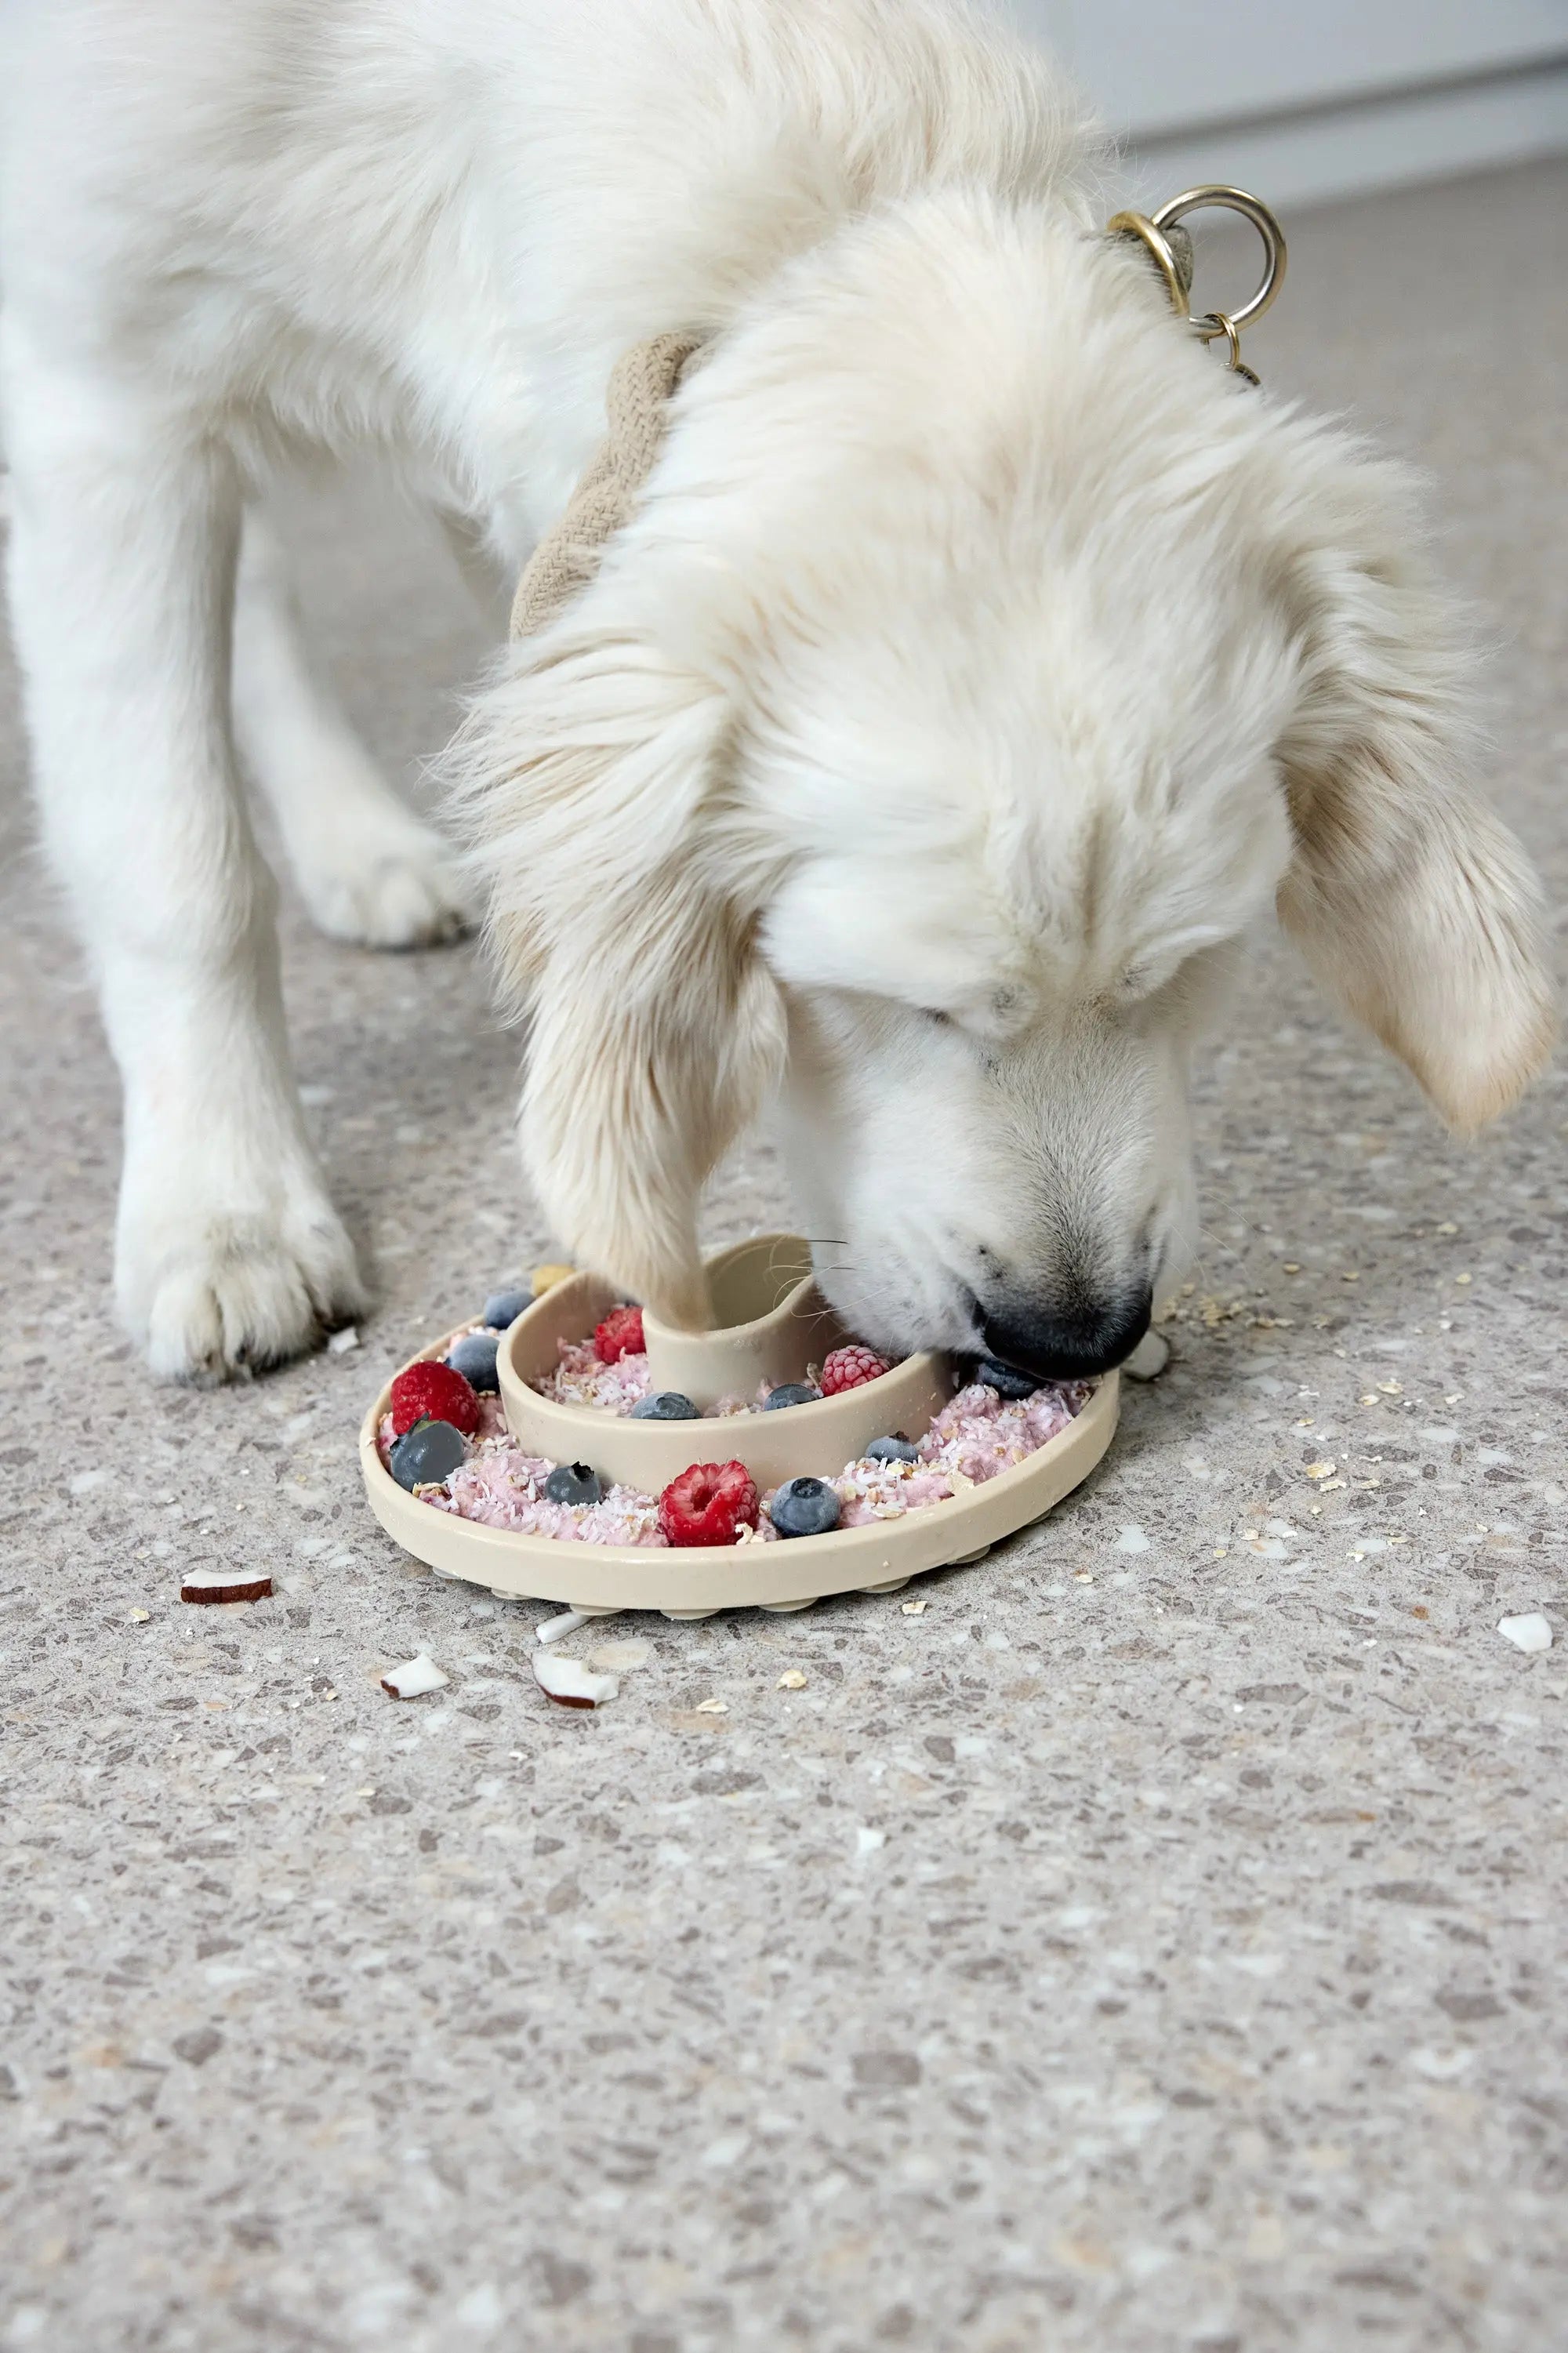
(1, 0), (1553, 1377)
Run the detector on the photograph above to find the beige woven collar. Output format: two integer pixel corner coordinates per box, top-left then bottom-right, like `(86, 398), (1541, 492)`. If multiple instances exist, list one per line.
(509, 330), (702, 641)
(510, 188), (1286, 640)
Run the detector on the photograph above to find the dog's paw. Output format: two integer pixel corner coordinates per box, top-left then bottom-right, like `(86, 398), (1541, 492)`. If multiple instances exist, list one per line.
(292, 807), (474, 950)
(1122, 1328), (1170, 1381)
(119, 1181), (368, 1384)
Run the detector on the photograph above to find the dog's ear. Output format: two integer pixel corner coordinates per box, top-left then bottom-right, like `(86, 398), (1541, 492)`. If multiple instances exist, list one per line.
(1261, 438), (1555, 1129)
(448, 626), (785, 1327)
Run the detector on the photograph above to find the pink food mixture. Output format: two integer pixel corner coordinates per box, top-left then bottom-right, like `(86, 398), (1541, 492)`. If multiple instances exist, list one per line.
(378, 1359), (1087, 1548)
(538, 1338), (773, 1416)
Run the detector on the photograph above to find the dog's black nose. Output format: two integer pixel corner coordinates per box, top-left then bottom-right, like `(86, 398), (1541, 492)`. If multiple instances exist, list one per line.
(982, 1286), (1152, 1382)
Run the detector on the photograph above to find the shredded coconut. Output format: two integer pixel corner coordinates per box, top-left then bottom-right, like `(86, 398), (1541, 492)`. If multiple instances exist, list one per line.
(539, 1336), (655, 1412)
(433, 1437), (670, 1546)
(383, 1342), (1086, 1549)
(534, 1339), (779, 1418)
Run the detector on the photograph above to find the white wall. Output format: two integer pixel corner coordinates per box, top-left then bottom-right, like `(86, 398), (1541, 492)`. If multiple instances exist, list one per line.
(1004, 1), (1568, 205)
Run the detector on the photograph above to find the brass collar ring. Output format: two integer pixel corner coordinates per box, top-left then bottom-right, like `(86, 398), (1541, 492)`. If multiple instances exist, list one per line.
(1105, 184), (1287, 388)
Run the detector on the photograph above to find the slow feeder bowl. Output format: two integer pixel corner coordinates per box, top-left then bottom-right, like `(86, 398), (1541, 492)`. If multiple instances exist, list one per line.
(360, 1232), (1120, 1618)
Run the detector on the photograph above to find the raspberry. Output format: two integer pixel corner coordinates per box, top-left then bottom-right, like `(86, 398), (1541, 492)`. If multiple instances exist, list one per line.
(390, 1359), (479, 1440)
(658, 1459), (760, 1548)
(819, 1343), (890, 1396)
(594, 1304), (645, 1363)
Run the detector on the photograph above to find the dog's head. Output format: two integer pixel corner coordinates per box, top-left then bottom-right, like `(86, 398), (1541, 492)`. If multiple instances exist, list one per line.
(450, 198), (1554, 1367)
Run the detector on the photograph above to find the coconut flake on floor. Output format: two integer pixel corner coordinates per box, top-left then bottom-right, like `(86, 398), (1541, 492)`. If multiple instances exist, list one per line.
(380, 1653), (450, 1698)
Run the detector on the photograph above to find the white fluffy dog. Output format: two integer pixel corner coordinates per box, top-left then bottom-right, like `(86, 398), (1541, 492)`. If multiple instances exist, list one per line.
(1, 0), (1553, 1382)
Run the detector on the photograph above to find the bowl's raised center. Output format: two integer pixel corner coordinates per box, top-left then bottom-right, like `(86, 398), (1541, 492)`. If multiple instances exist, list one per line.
(497, 1233), (953, 1489)
(642, 1233), (838, 1408)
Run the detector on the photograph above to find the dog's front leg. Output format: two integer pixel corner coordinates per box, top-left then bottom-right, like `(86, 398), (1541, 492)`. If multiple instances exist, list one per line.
(3, 357), (365, 1378)
(232, 504), (473, 949)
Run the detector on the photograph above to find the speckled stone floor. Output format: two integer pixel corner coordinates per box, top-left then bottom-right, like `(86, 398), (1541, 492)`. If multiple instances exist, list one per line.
(2, 160), (1565, 2353)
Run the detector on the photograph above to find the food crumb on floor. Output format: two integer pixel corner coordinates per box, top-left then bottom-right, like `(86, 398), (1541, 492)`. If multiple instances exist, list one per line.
(379, 1653), (450, 1698)
(1497, 1613), (1552, 1655)
(532, 1651), (619, 1709)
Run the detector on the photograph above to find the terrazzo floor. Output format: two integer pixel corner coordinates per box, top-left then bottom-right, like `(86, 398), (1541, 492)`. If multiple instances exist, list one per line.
(1, 159), (1565, 2353)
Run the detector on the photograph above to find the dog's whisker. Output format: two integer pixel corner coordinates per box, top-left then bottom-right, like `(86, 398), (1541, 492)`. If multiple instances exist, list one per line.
(1194, 1225), (1256, 1266)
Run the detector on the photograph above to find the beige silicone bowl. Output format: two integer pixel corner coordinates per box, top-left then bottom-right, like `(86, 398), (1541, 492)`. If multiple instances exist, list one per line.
(359, 1233), (1120, 1617)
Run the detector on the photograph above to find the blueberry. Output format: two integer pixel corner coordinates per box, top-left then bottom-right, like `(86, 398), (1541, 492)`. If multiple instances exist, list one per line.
(762, 1382), (821, 1411)
(865, 1435), (920, 1465)
(543, 1460), (602, 1507)
(481, 1286), (529, 1331)
(975, 1354), (1039, 1402)
(447, 1329), (500, 1393)
(630, 1390), (702, 1421)
(389, 1418), (467, 1491)
(768, 1476), (841, 1538)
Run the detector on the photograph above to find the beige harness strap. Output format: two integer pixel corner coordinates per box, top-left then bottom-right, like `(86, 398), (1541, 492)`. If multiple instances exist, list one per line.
(509, 330), (702, 641)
